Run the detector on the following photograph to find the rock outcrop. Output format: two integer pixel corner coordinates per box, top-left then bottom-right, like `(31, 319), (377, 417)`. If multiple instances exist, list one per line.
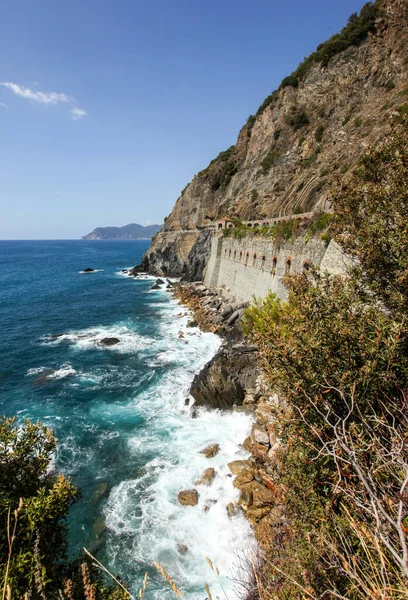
(140, 0), (408, 278)
(178, 490), (199, 506)
(190, 344), (259, 409)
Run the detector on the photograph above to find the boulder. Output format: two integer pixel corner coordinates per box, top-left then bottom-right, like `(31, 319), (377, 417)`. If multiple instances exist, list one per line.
(82, 267), (95, 272)
(99, 338), (120, 346)
(178, 490), (199, 506)
(242, 436), (253, 452)
(253, 429), (270, 446)
(226, 502), (237, 518)
(151, 283), (161, 290)
(228, 459), (252, 475)
(194, 467), (216, 486)
(245, 505), (271, 523)
(252, 443), (269, 460)
(186, 320), (198, 328)
(252, 485), (275, 507)
(226, 308), (245, 327)
(221, 305), (233, 319)
(156, 278), (165, 285)
(268, 441), (282, 462)
(243, 393), (256, 405)
(233, 468), (255, 488)
(237, 481), (265, 508)
(199, 443), (220, 458)
(256, 402), (275, 425)
(166, 279), (174, 288)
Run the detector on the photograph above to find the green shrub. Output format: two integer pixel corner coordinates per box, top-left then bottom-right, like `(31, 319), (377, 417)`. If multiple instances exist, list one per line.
(261, 148), (281, 174)
(303, 152), (318, 168)
(385, 80), (396, 90)
(290, 110), (310, 130)
(273, 129), (281, 140)
(315, 124), (325, 142)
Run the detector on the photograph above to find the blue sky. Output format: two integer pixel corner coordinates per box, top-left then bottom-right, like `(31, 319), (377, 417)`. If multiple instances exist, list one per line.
(1, 0), (367, 239)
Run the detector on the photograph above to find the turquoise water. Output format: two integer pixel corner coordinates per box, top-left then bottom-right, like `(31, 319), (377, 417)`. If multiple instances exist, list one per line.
(0, 240), (253, 599)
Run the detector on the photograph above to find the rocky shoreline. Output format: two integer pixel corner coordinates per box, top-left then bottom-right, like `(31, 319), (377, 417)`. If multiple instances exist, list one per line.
(167, 280), (287, 551)
(125, 270), (286, 553)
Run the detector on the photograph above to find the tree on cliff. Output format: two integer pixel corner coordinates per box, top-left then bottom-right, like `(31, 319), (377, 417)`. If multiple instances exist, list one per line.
(243, 119), (408, 598)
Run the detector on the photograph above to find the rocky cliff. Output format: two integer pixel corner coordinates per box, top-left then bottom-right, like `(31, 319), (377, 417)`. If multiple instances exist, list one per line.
(141, 0), (408, 278)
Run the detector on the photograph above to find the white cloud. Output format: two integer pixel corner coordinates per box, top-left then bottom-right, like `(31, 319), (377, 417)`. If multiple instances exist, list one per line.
(0, 102), (8, 109)
(70, 107), (87, 121)
(0, 82), (71, 105)
(0, 82), (87, 120)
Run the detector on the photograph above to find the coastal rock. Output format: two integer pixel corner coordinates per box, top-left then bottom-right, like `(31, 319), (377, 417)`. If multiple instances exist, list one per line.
(221, 305), (233, 319)
(242, 436), (253, 452)
(228, 460), (253, 475)
(82, 267), (95, 272)
(226, 502), (237, 518)
(178, 489), (199, 506)
(253, 429), (270, 446)
(151, 283), (161, 290)
(252, 485), (275, 508)
(268, 441), (282, 463)
(186, 320), (198, 328)
(252, 443), (269, 460)
(99, 338), (120, 346)
(245, 505), (271, 523)
(155, 278), (165, 285)
(194, 467), (216, 486)
(199, 443), (219, 458)
(233, 468), (255, 488)
(226, 309), (245, 327)
(190, 346), (259, 409)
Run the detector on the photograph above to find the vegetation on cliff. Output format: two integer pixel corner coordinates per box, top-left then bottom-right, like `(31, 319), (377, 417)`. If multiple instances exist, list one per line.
(243, 119), (408, 598)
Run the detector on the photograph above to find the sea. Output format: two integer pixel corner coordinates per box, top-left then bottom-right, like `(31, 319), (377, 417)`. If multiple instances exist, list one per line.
(0, 240), (253, 599)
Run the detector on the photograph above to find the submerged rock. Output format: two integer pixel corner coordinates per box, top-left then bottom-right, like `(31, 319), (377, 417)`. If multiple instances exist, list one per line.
(99, 337), (120, 346)
(177, 543), (189, 555)
(199, 443), (220, 458)
(194, 467), (216, 486)
(178, 489), (199, 506)
(226, 502), (237, 518)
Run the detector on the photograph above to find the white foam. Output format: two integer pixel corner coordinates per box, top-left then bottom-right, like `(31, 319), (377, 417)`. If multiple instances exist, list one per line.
(47, 364), (76, 379)
(42, 324), (156, 354)
(26, 364), (76, 380)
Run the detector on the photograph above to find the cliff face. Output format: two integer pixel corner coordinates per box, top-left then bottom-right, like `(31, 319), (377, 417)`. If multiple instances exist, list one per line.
(143, 0), (408, 277)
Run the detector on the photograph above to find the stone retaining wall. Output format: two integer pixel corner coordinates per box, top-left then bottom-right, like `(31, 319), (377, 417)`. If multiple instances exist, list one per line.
(203, 234), (350, 303)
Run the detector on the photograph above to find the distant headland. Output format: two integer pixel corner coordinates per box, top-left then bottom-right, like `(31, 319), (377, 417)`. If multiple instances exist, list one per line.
(82, 223), (162, 240)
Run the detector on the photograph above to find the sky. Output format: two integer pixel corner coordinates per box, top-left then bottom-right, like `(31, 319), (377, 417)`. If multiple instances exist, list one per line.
(0, 0), (368, 239)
